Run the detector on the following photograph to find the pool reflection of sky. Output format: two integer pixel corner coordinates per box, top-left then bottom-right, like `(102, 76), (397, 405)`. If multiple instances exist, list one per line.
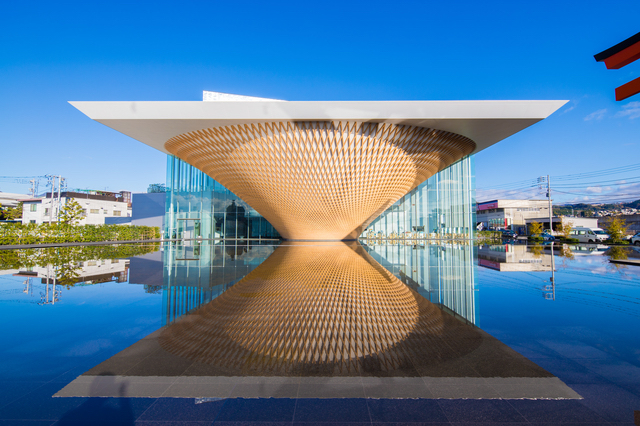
(0, 242), (639, 422)
(476, 247), (640, 376)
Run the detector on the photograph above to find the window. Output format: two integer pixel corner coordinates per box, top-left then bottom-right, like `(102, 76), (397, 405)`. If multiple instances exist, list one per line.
(103, 210), (108, 215)
(113, 210), (121, 217)
(30, 204), (37, 212)
(90, 209), (99, 214)
(30, 220), (36, 224)
(44, 208), (50, 216)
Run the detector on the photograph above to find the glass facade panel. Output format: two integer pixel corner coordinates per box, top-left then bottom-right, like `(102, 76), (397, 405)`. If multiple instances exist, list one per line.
(363, 242), (477, 324)
(363, 156), (475, 239)
(165, 155), (280, 240)
(166, 154), (474, 241)
(162, 241), (277, 325)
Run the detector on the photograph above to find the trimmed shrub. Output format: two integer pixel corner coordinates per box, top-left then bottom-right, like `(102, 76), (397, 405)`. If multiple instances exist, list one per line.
(0, 223), (161, 246)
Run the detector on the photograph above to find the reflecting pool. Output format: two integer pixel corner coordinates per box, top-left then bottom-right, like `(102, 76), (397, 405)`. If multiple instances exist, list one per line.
(0, 241), (639, 424)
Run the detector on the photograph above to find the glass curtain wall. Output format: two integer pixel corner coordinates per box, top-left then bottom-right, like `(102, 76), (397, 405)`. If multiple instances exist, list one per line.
(162, 241), (277, 325)
(165, 156), (280, 240)
(167, 154), (474, 241)
(364, 242), (477, 324)
(363, 156), (475, 239)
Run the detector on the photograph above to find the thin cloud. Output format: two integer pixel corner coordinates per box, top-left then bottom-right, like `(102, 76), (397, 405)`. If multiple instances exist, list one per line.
(585, 186), (603, 194)
(616, 101), (640, 119)
(476, 187), (542, 202)
(584, 109), (607, 121)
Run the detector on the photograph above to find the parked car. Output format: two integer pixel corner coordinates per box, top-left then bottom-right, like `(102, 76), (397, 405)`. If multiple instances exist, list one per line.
(542, 232), (555, 241)
(501, 229), (517, 239)
(591, 228), (610, 241)
(569, 227), (605, 243)
(631, 232), (640, 246)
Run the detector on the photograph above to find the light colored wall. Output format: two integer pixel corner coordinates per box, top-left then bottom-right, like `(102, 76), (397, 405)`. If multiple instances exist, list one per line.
(22, 197), (129, 225)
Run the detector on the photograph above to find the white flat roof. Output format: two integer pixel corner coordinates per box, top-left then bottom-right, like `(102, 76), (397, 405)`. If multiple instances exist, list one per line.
(69, 100), (567, 155)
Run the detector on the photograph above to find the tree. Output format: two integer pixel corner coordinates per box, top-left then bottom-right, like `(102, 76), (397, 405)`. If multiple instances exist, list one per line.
(606, 217), (629, 244)
(529, 221), (543, 236)
(556, 218), (573, 239)
(59, 199), (85, 225)
(0, 202), (23, 221)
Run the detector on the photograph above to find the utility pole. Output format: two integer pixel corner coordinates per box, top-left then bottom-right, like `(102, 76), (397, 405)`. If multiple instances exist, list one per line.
(547, 175), (552, 233)
(46, 175), (55, 225)
(538, 175), (553, 232)
(56, 175), (62, 222)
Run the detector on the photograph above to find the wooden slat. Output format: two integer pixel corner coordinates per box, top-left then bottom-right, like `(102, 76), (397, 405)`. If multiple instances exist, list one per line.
(165, 121), (476, 240)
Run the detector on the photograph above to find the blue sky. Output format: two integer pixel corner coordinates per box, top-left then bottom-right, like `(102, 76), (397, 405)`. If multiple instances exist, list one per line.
(1, 0), (639, 204)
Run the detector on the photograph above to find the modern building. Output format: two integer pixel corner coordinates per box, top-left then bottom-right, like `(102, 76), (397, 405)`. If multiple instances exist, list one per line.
(70, 92), (565, 240)
(105, 192), (165, 229)
(21, 191), (130, 225)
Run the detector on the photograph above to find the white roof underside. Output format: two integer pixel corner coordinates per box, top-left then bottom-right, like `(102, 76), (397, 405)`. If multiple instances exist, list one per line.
(69, 99), (567, 155)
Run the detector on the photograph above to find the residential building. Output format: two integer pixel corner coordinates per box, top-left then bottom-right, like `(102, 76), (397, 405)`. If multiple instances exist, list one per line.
(21, 191), (130, 225)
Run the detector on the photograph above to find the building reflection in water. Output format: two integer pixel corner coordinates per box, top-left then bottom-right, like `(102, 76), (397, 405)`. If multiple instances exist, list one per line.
(478, 244), (553, 272)
(478, 244), (557, 300)
(56, 239), (572, 399)
(363, 242), (476, 324)
(155, 241), (514, 376)
(162, 241), (276, 324)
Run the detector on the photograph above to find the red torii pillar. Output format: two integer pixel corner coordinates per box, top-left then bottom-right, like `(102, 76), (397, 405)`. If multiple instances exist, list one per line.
(594, 32), (640, 101)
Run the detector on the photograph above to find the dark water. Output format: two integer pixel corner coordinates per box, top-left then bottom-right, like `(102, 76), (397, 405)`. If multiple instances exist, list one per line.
(0, 241), (638, 424)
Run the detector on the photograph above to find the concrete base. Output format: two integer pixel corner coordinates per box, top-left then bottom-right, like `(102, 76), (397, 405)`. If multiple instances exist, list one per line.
(55, 375), (581, 400)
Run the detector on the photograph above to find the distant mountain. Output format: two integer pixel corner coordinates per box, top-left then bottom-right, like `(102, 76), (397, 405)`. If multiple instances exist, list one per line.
(554, 199), (640, 216)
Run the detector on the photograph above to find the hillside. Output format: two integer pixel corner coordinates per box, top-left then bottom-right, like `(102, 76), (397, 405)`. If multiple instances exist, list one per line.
(554, 199), (640, 217)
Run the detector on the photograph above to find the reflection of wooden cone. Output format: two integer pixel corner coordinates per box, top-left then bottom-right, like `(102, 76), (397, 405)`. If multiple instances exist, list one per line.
(159, 242), (482, 375)
(166, 122), (475, 240)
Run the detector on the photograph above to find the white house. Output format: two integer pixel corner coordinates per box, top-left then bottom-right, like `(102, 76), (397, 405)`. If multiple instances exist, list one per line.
(21, 191), (130, 225)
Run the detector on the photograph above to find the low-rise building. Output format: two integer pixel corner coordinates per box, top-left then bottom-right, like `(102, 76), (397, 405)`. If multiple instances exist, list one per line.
(477, 199), (601, 234)
(477, 199), (551, 234)
(524, 216), (598, 233)
(0, 192), (31, 208)
(21, 191), (130, 225)
(598, 214), (640, 235)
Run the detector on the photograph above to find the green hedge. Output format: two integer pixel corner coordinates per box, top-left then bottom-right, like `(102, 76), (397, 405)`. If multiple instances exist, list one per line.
(0, 243), (160, 271)
(477, 230), (502, 241)
(557, 237), (580, 244)
(0, 243), (160, 287)
(0, 223), (161, 246)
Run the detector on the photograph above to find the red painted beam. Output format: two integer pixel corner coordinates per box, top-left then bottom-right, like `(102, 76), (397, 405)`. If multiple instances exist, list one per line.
(615, 76), (640, 101)
(604, 39), (640, 69)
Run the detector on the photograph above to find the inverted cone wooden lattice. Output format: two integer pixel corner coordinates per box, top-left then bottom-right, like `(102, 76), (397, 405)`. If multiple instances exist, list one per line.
(165, 121), (475, 240)
(159, 242), (482, 375)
